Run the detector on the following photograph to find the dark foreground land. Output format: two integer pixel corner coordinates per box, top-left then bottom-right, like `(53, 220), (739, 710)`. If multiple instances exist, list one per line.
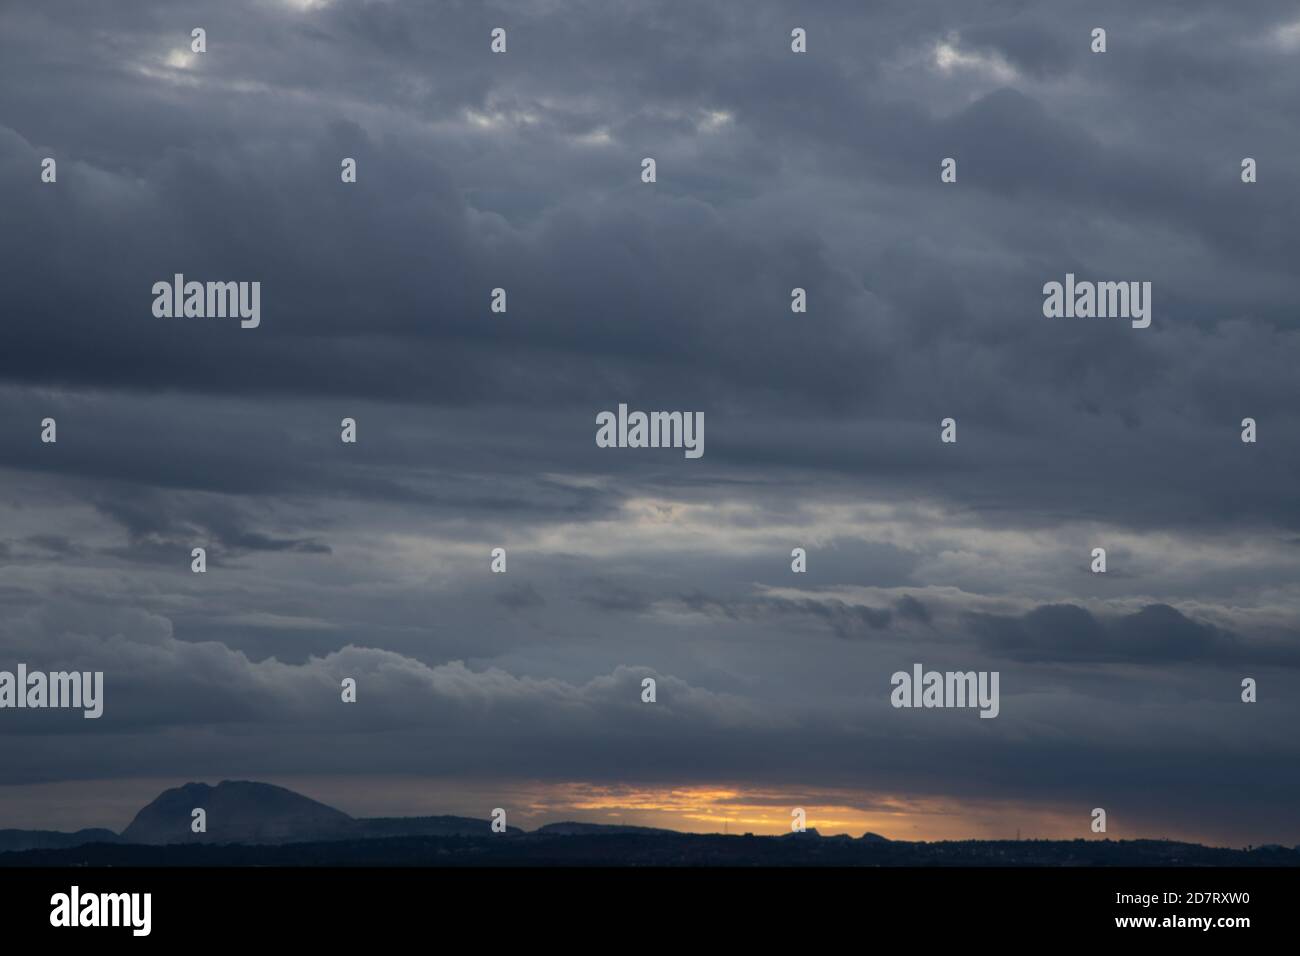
(3, 832), (1297, 867)
(5, 782), (1295, 867)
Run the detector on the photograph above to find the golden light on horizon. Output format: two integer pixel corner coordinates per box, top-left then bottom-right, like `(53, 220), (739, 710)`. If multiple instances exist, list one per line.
(0, 775), (1233, 847)
(519, 782), (1096, 842)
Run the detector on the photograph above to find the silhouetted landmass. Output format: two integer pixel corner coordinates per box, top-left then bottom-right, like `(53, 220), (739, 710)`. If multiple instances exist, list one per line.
(122, 780), (353, 845)
(534, 821), (677, 836)
(0, 828), (121, 853)
(351, 815), (525, 838)
(116, 781), (523, 844)
(2, 834), (1297, 867)
(3, 781), (1296, 866)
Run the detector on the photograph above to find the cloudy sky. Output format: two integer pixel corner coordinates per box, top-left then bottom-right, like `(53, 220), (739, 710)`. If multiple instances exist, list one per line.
(1, 0), (1298, 845)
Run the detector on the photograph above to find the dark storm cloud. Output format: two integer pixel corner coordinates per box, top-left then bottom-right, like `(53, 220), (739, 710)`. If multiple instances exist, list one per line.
(1, 0), (1299, 843)
(967, 602), (1300, 667)
(0, 0), (1296, 533)
(92, 487), (331, 562)
(895, 594), (932, 624)
(663, 591), (896, 638)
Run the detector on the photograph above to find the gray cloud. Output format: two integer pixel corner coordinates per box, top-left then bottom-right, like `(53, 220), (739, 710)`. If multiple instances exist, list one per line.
(966, 602), (1300, 667)
(1, 0), (1298, 844)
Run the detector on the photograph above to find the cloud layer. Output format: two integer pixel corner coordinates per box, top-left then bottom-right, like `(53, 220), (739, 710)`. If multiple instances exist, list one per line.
(1, 0), (1298, 844)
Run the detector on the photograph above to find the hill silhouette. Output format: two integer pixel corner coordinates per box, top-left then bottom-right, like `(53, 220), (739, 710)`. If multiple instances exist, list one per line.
(122, 780), (353, 845)
(117, 780), (523, 845)
(351, 815), (524, 838)
(0, 828), (121, 853)
(2, 780), (1297, 866)
(534, 821), (677, 836)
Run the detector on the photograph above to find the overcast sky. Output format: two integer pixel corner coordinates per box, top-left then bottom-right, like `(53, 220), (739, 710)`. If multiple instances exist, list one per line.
(1, 0), (1298, 845)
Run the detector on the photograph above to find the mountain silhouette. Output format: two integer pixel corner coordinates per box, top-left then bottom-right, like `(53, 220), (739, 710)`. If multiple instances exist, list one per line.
(2, 780), (1298, 866)
(118, 780), (521, 845)
(122, 780), (354, 845)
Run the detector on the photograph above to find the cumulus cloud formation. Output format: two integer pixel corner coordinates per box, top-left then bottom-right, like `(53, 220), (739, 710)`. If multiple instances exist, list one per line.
(0, 0), (1297, 844)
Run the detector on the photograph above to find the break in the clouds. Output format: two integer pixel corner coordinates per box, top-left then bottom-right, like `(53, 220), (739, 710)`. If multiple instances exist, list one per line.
(1, 0), (1299, 845)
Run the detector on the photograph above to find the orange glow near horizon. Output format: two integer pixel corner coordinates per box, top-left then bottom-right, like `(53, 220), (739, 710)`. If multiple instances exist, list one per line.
(496, 781), (1141, 842)
(0, 775), (1231, 847)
